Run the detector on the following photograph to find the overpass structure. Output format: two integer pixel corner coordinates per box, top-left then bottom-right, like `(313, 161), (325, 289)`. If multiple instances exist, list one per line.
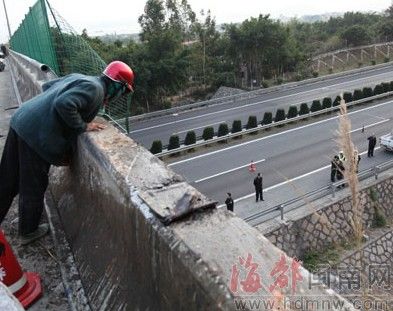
(2, 1), (393, 310)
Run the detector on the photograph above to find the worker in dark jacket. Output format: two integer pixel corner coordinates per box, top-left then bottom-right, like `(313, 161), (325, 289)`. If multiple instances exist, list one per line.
(367, 134), (377, 157)
(0, 61), (134, 245)
(330, 155), (339, 182)
(225, 193), (234, 212)
(253, 173), (264, 202)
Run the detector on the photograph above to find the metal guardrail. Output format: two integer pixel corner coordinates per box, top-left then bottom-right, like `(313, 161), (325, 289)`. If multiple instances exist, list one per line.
(157, 91), (393, 157)
(244, 158), (393, 227)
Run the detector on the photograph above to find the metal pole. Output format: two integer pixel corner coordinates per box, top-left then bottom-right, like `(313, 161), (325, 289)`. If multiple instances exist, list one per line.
(2, 0), (12, 40)
(280, 204), (284, 220)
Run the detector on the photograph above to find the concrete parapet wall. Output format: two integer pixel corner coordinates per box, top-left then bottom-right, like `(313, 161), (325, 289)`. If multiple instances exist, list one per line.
(261, 172), (393, 259)
(47, 123), (353, 310)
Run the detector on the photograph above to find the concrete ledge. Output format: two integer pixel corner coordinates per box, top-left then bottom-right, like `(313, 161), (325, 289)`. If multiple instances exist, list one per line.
(47, 121), (354, 310)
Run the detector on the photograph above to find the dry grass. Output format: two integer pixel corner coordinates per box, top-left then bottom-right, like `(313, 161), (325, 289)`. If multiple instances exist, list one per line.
(337, 97), (364, 245)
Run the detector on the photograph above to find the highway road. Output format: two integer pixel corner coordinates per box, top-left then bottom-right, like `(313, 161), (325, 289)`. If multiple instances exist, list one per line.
(129, 65), (393, 148)
(167, 99), (393, 209)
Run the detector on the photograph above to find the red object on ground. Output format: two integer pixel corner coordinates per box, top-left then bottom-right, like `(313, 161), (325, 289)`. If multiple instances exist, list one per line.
(0, 230), (42, 309)
(249, 161), (256, 172)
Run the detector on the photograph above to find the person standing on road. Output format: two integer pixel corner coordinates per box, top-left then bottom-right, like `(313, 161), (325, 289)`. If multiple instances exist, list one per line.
(354, 150), (361, 173)
(253, 173), (264, 202)
(367, 134), (377, 157)
(225, 193), (234, 212)
(336, 156), (345, 188)
(330, 155), (338, 182)
(0, 61), (135, 245)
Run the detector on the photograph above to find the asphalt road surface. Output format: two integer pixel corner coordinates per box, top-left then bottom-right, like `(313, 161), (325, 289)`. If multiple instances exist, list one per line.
(130, 65), (393, 148)
(167, 99), (393, 207)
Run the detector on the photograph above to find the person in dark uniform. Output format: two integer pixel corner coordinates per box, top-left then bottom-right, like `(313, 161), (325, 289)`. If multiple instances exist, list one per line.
(367, 134), (377, 157)
(330, 155), (339, 182)
(0, 61), (135, 245)
(336, 157), (345, 188)
(253, 173), (264, 202)
(225, 193), (234, 212)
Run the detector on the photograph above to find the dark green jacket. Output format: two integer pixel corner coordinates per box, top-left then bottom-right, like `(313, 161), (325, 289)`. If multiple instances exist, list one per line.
(11, 74), (105, 165)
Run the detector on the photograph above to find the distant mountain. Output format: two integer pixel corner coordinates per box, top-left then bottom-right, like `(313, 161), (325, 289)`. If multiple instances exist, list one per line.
(97, 33), (140, 44)
(278, 12), (344, 23)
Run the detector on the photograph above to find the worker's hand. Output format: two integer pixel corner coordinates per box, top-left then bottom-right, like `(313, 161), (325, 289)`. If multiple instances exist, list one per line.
(86, 122), (106, 132)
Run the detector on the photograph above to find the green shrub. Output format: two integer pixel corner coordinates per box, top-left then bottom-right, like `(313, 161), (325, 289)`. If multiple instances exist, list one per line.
(390, 81), (393, 91)
(276, 78), (283, 85)
(322, 97), (332, 109)
(358, 62), (363, 67)
(246, 116), (258, 129)
(202, 127), (214, 140)
(382, 82), (391, 93)
(168, 135), (180, 150)
(184, 131), (196, 145)
(328, 67), (333, 74)
(362, 87), (373, 98)
(262, 112), (273, 125)
(274, 109), (286, 122)
(287, 105), (298, 118)
(374, 84), (384, 95)
(232, 120), (242, 133)
(343, 92), (353, 103)
(312, 71), (319, 78)
(150, 140), (162, 154)
(310, 100), (322, 112)
(217, 123), (229, 137)
(353, 89), (363, 101)
(299, 103), (309, 115)
(333, 95), (341, 106)
(261, 81), (269, 88)
(370, 60), (376, 65)
(384, 57), (390, 63)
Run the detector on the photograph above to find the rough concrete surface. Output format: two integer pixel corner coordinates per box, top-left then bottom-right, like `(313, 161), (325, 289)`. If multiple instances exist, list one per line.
(0, 63), (70, 310)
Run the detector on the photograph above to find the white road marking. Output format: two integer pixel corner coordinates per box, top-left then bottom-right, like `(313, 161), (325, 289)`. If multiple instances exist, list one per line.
(350, 119), (390, 133)
(130, 71), (393, 134)
(169, 100), (393, 166)
(194, 159), (266, 183)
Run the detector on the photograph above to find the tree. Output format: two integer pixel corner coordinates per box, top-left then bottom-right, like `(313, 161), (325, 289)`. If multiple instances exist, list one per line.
(168, 135), (180, 150)
(322, 97), (332, 109)
(341, 25), (370, 47)
(287, 105), (298, 118)
(218, 123), (229, 136)
(246, 116), (258, 129)
(184, 131), (196, 145)
(150, 140), (162, 154)
(202, 127), (214, 140)
(299, 103), (309, 115)
(275, 109), (286, 122)
(262, 112), (273, 125)
(310, 100), (322, 112)
(232, 120), (242, 133)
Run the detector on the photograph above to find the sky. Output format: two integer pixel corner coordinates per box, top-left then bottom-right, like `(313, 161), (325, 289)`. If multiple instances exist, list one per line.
(1, 0), (392, 43)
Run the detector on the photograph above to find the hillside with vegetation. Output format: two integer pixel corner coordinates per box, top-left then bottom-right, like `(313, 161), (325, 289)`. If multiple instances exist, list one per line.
(81, 0), (393, 114)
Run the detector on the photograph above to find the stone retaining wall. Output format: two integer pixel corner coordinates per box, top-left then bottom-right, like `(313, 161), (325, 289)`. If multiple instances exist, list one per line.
(263, 174), (393, 259)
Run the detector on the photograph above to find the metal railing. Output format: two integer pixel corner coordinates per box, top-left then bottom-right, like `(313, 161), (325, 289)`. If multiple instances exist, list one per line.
(157, 91), (393, 158)
(244, 159), (393, 227)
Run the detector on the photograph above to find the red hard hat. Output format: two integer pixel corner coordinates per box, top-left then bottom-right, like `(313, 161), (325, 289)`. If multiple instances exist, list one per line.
(103, 61), (135, 92)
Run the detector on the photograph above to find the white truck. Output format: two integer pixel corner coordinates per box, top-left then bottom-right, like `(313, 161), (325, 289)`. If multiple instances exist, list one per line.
(380, 132), (393, 152)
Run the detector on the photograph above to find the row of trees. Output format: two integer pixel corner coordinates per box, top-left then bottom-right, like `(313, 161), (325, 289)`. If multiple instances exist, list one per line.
(150, 81), (393, 154)
(82, 0), (393, 113)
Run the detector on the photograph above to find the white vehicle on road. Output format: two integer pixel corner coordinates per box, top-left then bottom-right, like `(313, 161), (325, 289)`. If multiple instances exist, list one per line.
(380, 132), (393, 152)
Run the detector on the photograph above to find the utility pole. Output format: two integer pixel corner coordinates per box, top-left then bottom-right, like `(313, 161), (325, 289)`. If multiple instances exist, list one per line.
(2, 0), (12, 40)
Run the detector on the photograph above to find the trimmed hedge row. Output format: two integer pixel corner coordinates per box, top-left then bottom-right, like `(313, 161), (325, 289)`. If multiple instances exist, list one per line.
(150, 82), (393, 153)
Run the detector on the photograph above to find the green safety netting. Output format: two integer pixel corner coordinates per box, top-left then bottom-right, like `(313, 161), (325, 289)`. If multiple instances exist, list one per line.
(10, 0), (131, 132)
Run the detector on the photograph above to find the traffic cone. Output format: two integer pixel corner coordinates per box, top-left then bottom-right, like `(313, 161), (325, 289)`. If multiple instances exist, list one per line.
(0, 230), (42, 308)
(248, 160), (256, 172)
